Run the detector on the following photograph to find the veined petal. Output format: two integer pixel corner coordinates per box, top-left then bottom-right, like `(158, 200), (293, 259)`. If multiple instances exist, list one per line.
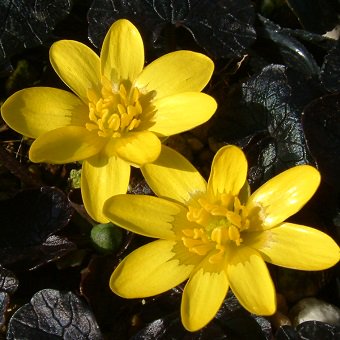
(181, 257), (229, 332)
(207, 145), (248, 198)
(248, 223), (340, 270)
(247, 165), (321, 229)
(142, 145), (207, 204)
(106, 131), (161, 167)
(227, 246), (276, 315)
(1, 87), (88, 138)
(149, 92), (217, 137)
(81, 153), (130, 223)
(29, 126), (105, 163)
(104, 194), (192, 239)
(135, 51), (214, 100)
(50, 40), (101, 103)
(110, 240), (194, 298)
(101, 19), (144, 85)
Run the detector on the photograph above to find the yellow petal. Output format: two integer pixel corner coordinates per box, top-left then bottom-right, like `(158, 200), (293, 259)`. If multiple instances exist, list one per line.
(227, 246), (276, 315)
(1, 87), (88, 138)
(207, 145), (248, 198)
(248, 223), (340, 270)
(247, 165), (321, 229)
(50, 40), (101, 103)
(135, 51), (214, 100)
(106, 131), (161, 167)
(29, 127), (105, 163)
(81, 153), (130, 223)
(101, 19), (144, 85)
(142, 145), (207, 203)
(103, 194), (192, 239)
(181, 259), (229, 332)
(149, 92), (217, 137)
(110, 240), (194, 298)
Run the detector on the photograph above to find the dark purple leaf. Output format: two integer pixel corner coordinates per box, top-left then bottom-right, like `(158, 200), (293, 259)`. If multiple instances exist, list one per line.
(212, 64), (319, 188)
(1, 235), (76, 271)
(0, 187), (74, 270)
(133, 293), (271, 339)
(132, 312), (228, 339)
(182, 0), (256, 58)
(276, 321), (340, 339)
(0, 267), (18, 329)
(302, 92), (340, 188)
(321, 42), (340, 92)
(256, 15), (319, 77)
(0, 266), (18, 294)
(286, 0), (339, 34)
(7, 289), (103, 339)
(88, 0), (256, 58)
(0, 291), (9, 328)
(87, 0), (156, 49)
(0, 0), (72, 67)
(275, 324), (299, 339)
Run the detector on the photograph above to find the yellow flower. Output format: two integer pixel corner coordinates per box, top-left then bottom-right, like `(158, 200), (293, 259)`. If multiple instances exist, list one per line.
(1, 19), (216, 223)
(103, 145), (340, 332)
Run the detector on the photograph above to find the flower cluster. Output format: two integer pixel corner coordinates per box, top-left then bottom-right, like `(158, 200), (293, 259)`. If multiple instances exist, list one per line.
(1, 19), (339, 333)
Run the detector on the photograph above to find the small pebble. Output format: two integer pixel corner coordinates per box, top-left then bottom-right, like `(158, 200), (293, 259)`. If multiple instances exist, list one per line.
(289, 297), (340, 326)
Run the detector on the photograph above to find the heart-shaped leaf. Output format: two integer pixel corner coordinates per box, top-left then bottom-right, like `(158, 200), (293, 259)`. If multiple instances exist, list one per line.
(7, 289), (103, 339)
(211, 64), (319, 188)
(88, 0), (256, 58)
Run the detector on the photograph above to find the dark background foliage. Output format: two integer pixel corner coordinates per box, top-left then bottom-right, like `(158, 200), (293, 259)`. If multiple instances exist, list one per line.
(0, 0), (339, 338)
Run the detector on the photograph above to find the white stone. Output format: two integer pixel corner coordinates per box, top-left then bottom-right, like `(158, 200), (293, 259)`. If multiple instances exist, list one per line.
(290, 297), (340, 326)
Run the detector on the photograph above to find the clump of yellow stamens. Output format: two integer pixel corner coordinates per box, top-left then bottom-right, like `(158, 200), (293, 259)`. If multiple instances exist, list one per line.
(85, 77), (143, 138)
(183, 194), (250, 263)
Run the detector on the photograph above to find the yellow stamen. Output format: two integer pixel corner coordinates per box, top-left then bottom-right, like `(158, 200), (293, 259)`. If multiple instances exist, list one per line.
(182, 194), (253, 263)
(85, 79), (144, 138)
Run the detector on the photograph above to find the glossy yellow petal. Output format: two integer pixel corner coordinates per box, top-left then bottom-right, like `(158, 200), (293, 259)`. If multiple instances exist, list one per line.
(104, 194), (192, 239)
(110, 240), (194, 298)
(106, 131), (161, 167)
(149, 92), (217, 137)
(50, 40), (101, 103)
(135, 51), (214, 100)
(101, 19), (144, 85)
(81, 153), (130, 223)
(247, 165), (321, 229)
(207, 145), (248, 198)
(142, 145), (207, 203)
(248, 223), (340, 270)
(1, 88), (88, 138)
(181, 258), (229, 331)
(29, 127), (105, 164)
(227, 246), (276, 315)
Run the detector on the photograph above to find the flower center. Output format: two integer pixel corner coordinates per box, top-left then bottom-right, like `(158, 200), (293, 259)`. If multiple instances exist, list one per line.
(182, 194), (250, 263)
(85, 77), (143, 138)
